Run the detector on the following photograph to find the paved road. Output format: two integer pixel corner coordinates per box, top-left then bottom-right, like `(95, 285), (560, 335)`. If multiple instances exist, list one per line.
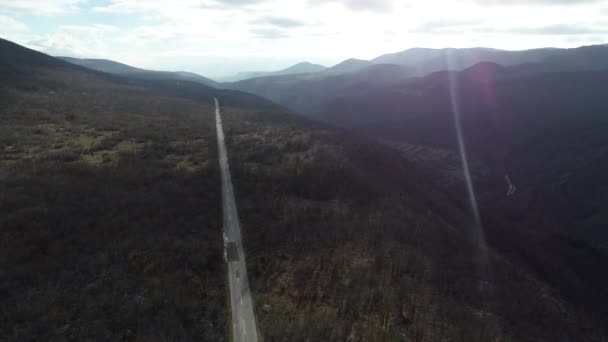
(215, 97), (259, 342)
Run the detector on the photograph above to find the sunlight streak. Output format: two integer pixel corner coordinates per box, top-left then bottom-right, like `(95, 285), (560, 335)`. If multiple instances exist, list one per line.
(445, 51), (489, 266)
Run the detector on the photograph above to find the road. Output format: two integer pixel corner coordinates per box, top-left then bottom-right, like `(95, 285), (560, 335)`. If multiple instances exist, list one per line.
(214, 97), (259, 342)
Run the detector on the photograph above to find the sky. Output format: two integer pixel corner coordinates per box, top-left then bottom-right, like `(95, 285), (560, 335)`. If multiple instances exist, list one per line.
(1, 0), (607, 78)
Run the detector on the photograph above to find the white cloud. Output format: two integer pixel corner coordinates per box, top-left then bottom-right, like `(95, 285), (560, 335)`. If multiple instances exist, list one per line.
(475, 0), (602, 5)
(309, 0), (397, 12)
(25, 24), (118, 57)
(0, 15), (28, 32)
(0, 0), (87, 15)
(1, 0), (608, 77)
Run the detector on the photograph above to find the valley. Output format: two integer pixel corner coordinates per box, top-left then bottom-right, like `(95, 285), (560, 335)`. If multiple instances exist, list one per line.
(1, 32), (608, 342)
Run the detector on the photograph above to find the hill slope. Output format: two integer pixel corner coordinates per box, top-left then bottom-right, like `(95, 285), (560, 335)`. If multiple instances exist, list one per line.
(224, 44), (608, 119)
(58, 56), (220, 87)
(372, 47), (556, 74)
(335, 63), (608, 319)
(1, 38), (606, 341)
(224, 63), (415, 115)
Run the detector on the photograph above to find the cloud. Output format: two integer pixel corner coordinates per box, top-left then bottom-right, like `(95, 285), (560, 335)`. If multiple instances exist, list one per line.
(415, 18), (485, 33)
(250, 28), (288, 39)
(93, 0), (268, 13)
(211, 0), (267, 4)
(310, 0), (395, 12)
(25, 24), (118, 57)
(509, 23), (608, 34)
(0, 15), (29, 32)
(3, 0), (608, 78)
(92, 0), (190, 14)
(0, 0), (87, 15)
(251, 16), (306, 28)
(475, 0), (601, 5)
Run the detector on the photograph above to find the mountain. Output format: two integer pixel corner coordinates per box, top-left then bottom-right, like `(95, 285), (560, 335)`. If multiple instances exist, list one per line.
(58, 56), (143, 73)
(278, 61), (327, 74)
(322, 58), (373, 75)
(327, 63), (608, 309)
(372, 45), (608, 75)
(58, 56), (220, 87)
(227, 61), (327, 81)
(2, 37), (607, 341)
(226, 44), (608, 120)
(0, 39), (73, 69)
(521, 44), (608, 72)
(225, 63), (416, 115)
(228, 44), (608, 337)
(372, 47), (557, 75)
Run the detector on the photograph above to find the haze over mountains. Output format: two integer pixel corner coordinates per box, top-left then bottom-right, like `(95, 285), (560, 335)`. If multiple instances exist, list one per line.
(2, 35), (608, 341)
(224, 44), (608, 116)
(221, 62), (327, 82)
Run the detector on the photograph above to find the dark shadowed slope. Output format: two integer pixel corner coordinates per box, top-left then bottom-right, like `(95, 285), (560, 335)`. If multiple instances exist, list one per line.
(58, 56), (220, 88)
(1, 38), (227, 341)
(229, 45), (608, 334)
(336, 63), (608, 318)
(0, 38), (75, 69)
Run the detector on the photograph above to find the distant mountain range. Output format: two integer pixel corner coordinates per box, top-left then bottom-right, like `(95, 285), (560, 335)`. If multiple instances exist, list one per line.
(223, 44), (608, 116)
(221, 61), (327, 81)
(58, 56), (220, 88)
(371, 47), (557, 74)
(54, 44), (608, 90)
(321, 58), (372, 75)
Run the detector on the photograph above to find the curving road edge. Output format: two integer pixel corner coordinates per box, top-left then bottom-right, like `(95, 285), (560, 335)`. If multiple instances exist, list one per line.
(214, 97), (259, 342)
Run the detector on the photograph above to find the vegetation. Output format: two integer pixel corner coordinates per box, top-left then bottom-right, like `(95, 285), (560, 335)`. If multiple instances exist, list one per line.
(0, 66), (226, 341)
(2, 38), (607, 341)
(219, 108), (606, 341)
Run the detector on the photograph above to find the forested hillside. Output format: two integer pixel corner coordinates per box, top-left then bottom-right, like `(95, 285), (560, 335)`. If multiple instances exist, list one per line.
(1, 38), (607, 341)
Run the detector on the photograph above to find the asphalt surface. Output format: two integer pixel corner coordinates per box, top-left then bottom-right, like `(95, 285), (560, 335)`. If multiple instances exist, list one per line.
(215, 97), (259, 342)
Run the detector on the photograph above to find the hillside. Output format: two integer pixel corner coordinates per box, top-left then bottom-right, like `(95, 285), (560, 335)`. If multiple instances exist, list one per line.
(372, 47), (556, 74)
(333, 64), (608, 317)
(226, 45), (608, 339)
(1, 38), (607, 341)
(323, 61), (608, 241)
(224, 44), (608, 119)
(224, 63), (415, 115)
(58, 56), (220, 88)
(216, 103), (607, 342)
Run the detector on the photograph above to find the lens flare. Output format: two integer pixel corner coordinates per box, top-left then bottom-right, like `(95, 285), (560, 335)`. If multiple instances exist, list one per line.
(444, 51), (489, 268)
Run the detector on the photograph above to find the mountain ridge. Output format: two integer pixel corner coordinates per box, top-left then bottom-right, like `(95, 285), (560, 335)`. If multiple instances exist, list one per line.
(224, 61), (327, 81)
(58, 56), (220, 88)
